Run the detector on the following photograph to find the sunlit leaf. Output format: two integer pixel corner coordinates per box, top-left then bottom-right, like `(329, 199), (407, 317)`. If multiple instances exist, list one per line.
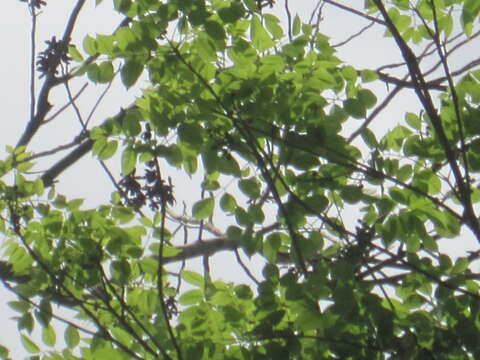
(181, 270), (204, 287)
(21, 335), (40, 354)
(42, 325), (56, 347)
(192, 198), (214, 219)
(64, 326), (80, 348)
(251, 15), (275, 51)
(121, 60), (143, 88)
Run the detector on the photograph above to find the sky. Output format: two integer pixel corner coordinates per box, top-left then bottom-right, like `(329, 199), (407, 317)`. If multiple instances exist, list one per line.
(1, 0), (479, 358)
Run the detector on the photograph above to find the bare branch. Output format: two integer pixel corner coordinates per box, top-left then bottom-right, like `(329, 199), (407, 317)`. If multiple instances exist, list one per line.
(28, 1), (38, 124)
(333, 21), (375, 48)
(44, 82), (88, 123)
(17, 0), (87, 148)
(284, 0), (292, 42)
(323, 0), (386, 25)
(27, 132), (87, 161)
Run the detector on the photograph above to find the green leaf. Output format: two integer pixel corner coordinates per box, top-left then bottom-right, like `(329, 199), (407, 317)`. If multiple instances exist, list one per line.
(295, 309), (325, 332)
(68, 45), (83, 61)
(303, 194), (328, 214)
(121, 60), (143, 89)
(264, 14), (283, 39)
(405, 112), (421, 129)
(250, 15), (275, 51)
(461, 0), (480, 36)
(340, 185), (364, 204)
(33, 179), (44, 195)
(83, 35), (98, 55)
(361, 69), (378, 82)
(292, 14), (301, 36)
(342, 66), (358, 82)
(181, 270), (204, 287)
(42, 325), (56, 347)
(452, 257), (469, 274)
(88, 62), (114, 83)
(238, 178), (261, 199)
(264, 233), (282, 263)
(205, 20), (226, 41)
(96, 34), (115, 55)
(361, 128), (379, 148)
(0, 345), (9, 358)
(121, 147), (136, 176)
(192, 198), (214, 219)
(123, 109), (142, 136)
(96, 140), (118, 160)
(65, 326), (80, 348)
(18, 313), (34, 333)
(21, 335), (40, 354)
(344, 98), (366, 119)
(115, 26), (137, 51)
(178, 122), (204, 148)
(218, 2), (245, 23)
(220, 193), (237, 213)
(358, 89), (377, 109)
(112, 206), (135, 224)
(179, 289), (204, 305)
(234, 284), (253, 299)
(113, 0), (131, 13)
(8, 300), (30, 313)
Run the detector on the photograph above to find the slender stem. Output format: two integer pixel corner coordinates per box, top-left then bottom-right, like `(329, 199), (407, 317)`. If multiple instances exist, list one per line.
(155, 159), (182, 360)
(28, 2), (37, 125)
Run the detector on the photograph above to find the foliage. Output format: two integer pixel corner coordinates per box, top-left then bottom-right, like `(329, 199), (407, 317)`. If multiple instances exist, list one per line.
(1, 0), (480, 359)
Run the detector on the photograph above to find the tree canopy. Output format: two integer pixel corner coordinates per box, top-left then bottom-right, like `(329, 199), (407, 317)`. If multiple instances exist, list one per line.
(2, 0), (480, 358)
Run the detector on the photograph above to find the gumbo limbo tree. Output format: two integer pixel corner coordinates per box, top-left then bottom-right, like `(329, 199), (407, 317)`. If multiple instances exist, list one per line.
(1, 0), (480, 358)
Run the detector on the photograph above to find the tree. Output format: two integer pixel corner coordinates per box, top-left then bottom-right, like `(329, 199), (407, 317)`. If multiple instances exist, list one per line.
(1, 0), (480, 358)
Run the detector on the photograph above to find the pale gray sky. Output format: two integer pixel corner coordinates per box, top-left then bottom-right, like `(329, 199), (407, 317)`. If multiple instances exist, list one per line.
(1, 1), (478, 358)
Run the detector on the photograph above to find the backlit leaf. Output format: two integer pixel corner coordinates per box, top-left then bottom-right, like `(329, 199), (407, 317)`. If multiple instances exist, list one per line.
(192, 197), (214, 219)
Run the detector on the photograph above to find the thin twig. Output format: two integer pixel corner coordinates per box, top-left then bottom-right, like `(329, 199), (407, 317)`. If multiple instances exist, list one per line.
(374, 0), (480, 242)
(166, 208), (223, 236)
(96, 266), (166, 358)
(17, 0), (87, 148)
(423, 29), (480, 78)
(348, 84), (403, 143)
(154, 159), (182, 360)
(7, 203), (144, 359)
(234, 249), (260, 285)
(427, 1), (470, 200)
(28, 2), (37, 125)
(322, 0), (386, 25)
(85, 71), (118, 127)
(44, 83), (88, 123)
(333, 21), (375, 48)
(63, 64), (86, 129)
(2, 280), (97, 336)
(285, 0), (292, 42)
(27, 134), (87, 161)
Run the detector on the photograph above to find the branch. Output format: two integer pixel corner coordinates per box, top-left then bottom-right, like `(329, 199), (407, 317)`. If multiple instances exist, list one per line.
(323, 0), (386, 25)
(160, 222), (279, 264)
(40, 137), (93, 187)
(17, 0), (87, 148)
(348, 84), (402, 143)
(44, 83), (88, 123)
(166, 208), (223, 237)
(333, 21), (375, 48)
(377, 71), (446, 91)
(372, 0), (480, 242)
(28, 1), (38, 124)
(39, 105), (132, 187)
(27, 132), (87, 161)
